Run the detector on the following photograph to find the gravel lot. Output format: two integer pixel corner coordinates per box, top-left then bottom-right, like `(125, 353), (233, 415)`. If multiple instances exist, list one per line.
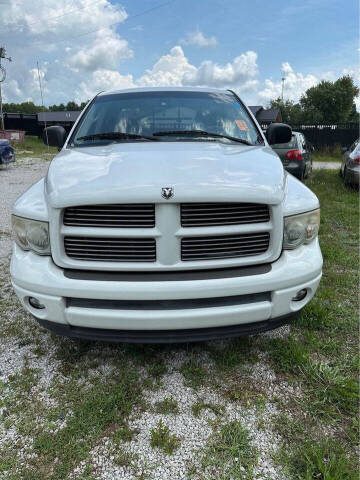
(0, 158), (357, 480)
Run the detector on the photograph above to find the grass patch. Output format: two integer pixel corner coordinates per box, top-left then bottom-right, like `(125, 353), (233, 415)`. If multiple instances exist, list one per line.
(312, 145), (342, 163)
(191, 400), (224, 418)
(154, 397), (179, 414)
(199, 421), (257, 479)
(12, 135), (58, 159)
(150, 420), (180, 454)
(32, 360), (142, 479)
(180, 358), (207, 388)
(280, 439), (358, 480)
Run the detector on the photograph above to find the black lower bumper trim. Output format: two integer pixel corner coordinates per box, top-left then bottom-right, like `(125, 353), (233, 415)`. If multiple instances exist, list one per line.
(37, 313), (297, 344)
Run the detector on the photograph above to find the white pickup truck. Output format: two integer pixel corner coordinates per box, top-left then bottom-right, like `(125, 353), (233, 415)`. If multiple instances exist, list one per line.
(11, 87), (322, 342)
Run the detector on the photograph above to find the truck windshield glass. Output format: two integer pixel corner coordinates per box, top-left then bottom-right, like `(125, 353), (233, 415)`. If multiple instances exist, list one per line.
(72, 91), (262, 146)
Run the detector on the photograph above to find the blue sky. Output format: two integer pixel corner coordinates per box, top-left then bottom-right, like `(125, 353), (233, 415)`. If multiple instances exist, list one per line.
(0, 0), (358, 106)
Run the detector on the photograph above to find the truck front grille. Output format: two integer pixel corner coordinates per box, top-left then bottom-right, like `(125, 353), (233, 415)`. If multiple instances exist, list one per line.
(63, 204), (155, 228)
(64, 237), (156, 262)
(181, 203), (270, 227)
(181, 232), (270, 261)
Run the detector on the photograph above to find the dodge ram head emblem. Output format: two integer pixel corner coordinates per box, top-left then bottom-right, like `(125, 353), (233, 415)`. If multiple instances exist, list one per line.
(161, 187), (174, 200)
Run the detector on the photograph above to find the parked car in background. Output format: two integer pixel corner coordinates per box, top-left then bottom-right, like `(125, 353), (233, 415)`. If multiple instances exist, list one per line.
(340, 138), (360, 186)
(0, 138), (15, 165)
(272, 131), (313, 181)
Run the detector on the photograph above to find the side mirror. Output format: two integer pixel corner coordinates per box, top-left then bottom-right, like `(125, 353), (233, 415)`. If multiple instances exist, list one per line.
(43, 126), (67, 149)
(266, 123), (292, 145)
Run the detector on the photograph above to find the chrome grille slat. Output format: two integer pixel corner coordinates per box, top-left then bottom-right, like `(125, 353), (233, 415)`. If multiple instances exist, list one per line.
(64, 237), (156, 262)
(181, 232), (270, 261)
(181, 203), (270, 227)
(64, 204), (155, 228)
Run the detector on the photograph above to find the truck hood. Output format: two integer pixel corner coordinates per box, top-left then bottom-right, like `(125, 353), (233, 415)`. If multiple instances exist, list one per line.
(45, 141), (285, 208)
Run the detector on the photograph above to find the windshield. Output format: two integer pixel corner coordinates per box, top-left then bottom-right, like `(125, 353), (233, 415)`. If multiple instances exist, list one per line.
(71, 91), (262, 147)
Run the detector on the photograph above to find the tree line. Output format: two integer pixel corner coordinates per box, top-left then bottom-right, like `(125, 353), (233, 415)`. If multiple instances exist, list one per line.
(2, 75), (359, 124)
(270, 75), (359, 125)
(2, 100), (88, 114)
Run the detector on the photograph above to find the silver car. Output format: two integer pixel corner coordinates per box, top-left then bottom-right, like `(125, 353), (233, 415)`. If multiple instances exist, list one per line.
(271, 131), (313, 181)
(340, 138), (360, 185)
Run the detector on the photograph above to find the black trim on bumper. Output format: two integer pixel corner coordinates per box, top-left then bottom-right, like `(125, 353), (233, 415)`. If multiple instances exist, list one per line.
(63, 263), (272, 282)
(66, 292), (271, 310)
(36, 313), (296, 344)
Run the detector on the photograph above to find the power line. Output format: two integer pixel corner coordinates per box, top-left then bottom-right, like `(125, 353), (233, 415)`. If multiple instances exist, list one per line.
(6, 0), (174, 48)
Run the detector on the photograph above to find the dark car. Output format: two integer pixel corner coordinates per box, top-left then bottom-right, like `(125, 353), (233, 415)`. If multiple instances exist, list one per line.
(340, 138), (360, 186)
(0, 139), (15, 165)
(272, 131), (313, 181)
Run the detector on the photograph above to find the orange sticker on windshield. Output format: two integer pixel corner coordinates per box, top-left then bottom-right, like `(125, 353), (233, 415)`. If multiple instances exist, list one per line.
(235, 120), (249, 131)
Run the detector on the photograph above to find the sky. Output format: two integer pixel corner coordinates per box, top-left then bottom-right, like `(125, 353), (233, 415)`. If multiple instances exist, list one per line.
(0, 0), (358, 107)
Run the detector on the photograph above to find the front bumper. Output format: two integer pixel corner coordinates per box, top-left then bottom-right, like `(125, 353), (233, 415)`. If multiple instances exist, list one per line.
(11, 240), (322, 341)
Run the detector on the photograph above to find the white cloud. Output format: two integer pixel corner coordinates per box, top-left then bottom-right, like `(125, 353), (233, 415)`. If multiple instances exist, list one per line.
(181, 31), (217, 48)
(76, 69), (135, 101)
(183, 51), (259, 90)
(137, 46), (258, 94)
(68, 28), (133, 72)
(0, 0), (127, 36)
(258, 62), (319, 103)
(137, 46), (197, 87)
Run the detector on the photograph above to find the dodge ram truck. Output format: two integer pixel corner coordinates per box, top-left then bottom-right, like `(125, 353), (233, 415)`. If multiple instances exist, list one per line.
(10, 87), (322, 342)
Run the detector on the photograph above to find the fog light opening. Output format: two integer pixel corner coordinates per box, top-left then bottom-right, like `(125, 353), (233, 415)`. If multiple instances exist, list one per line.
(292, 289), (307, 302)
(28, 297), (45, 310)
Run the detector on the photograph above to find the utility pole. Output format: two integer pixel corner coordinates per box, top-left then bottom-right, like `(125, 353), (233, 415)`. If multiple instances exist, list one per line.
(0, 47), (12, 131)
(280, 67), (285, 102)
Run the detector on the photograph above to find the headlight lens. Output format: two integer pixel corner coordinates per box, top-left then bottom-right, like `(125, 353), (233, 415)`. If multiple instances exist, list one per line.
(283, 209), (320, 250)
(12, 216), (51, 255)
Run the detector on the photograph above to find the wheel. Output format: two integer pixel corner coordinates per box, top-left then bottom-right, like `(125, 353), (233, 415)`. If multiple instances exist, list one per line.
(344, 167), (351, 187)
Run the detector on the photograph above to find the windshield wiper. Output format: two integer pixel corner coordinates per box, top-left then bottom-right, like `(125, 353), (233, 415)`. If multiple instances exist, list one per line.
(77, 132), (159, 142)
(152, 130), (252, 145)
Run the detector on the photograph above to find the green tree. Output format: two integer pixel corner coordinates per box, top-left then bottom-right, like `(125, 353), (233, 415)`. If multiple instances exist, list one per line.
(347, 103), (359, 123)
(299, 75), (359, 123)
(2, 101), (47, 113)
(269, 98), (304, 124)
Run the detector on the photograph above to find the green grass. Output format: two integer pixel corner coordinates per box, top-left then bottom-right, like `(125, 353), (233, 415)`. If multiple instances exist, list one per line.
(199, 421), (257, 479)
(0, 170), (358, 479)
(265, 170), (359, 476)
(12, 135), (58, 159)
(312, 145), (343, 162)
(150, 420), (180, 454)
(154, 397), (179, 414)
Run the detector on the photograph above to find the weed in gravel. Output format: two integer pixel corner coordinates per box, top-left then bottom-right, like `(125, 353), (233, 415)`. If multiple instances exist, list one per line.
(280, 439), (358, 480)
(32, 361), (142, 479)
(191, 400), (224, 418)
(150, 419), (180, 454)
(199, 421), (257, 479)
(114, 449), (138, 468)
(113, 423), (140, 443)
(154, 397), (179, 414)
(180, 358), (207, 388)
(209, 337), (259, 371)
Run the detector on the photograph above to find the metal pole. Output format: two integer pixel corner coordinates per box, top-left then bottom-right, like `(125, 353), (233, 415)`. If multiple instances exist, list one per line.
(37, 61), (49, 148)
(0, 58), (3, 131)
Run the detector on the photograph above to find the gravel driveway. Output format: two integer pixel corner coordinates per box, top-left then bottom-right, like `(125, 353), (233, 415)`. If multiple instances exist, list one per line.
(1, 158), (353, 480)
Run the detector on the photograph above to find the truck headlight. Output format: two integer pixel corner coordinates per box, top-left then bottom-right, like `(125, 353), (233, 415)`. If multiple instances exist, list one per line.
(283, 209), (320, 250)
(12, 216), (51, 255)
